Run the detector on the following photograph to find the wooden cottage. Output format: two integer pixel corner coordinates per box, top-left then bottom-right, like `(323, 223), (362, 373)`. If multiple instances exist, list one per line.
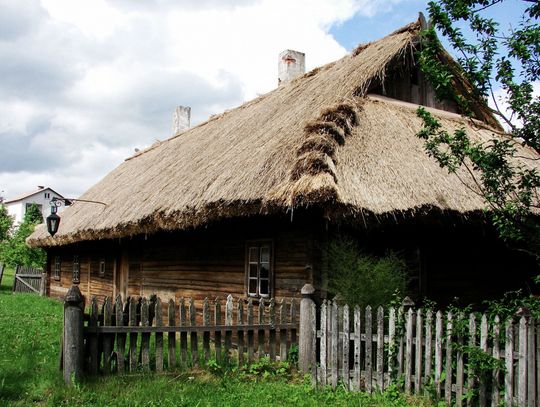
(29, 18), (540, 307)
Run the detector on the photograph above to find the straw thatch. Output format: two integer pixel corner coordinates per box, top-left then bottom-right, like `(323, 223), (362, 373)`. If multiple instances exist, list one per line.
(28, 17), (540, 247)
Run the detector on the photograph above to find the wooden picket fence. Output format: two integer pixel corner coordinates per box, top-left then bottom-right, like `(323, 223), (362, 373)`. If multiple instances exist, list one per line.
(80, 294), (298, 375)
(313, 301), (539, 407)
(12, 265), (46, 295)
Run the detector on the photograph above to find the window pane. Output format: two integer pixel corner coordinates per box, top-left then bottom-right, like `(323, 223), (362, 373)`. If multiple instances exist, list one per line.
(260, 279), (269, 295)
(249, 264), (258, 278)
(248, 279), (257, 295)
(260, 264), (269, 279)
(260, 246), (270, 263)
(249, 247), (259, 263)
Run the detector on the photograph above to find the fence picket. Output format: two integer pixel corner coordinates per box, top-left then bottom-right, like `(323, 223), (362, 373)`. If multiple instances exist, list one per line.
(258, 299), (265, 357)
(189, 298), (198, 366)
(491, 315), (500, 407)
(215, 298), (222, 363)
(247, 298), (254, 364)
(456, 313), (465, 407)
(115, 296), (125, 373)
(269, 298), (276, 362)
(527, 318), (535, 407)
(237, 299), (245, 366)
(434, 311), (443, 399)
(225, 295), (233, 362)
(479, 314), (488, 407)
(365, 305), (373, 393)
(290, 299), (297, 345)
(445, 312), (453, 405)
(168, 299), (176, 369)
(376, 306), (384, 391)
(518, 316), (527, 406)
(180, 298), (188, 365)
(536, 318), (540, 407)
(89, 297), (99, 375)
(102, 297), (113, 374)
(202, 298), (211, 362)
(279, 300), (287, 362)
(388, 307), (396, 385)
(141, 298), (150, 371)
(424, 310), (433, 391)
(415, 309), (423, 394)
(129, 297), (138, 372)
(342, 304), (350, 390)
(353, 306), (361, 391)
(331, 301), (339, 389)
(397, 307), (404, 378)
(505, 320), (514, 406)
(404, 308), (413, 394)
(155, 298), (163, 373)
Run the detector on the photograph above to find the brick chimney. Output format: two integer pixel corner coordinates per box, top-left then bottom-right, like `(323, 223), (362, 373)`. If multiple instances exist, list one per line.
(278, 50), (305, 86)
(173, 106), (191, 134)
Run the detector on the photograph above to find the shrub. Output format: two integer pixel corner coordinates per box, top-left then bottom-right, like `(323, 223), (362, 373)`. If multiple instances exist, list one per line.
(327, 236), (408, 309)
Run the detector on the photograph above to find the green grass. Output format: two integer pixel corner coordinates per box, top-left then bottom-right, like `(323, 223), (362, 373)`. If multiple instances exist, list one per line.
(0, 268), (434, 406)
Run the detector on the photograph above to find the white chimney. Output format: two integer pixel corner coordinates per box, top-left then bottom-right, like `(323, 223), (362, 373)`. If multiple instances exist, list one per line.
(278, 49), (305, 86)
(173, 106), (191, 134)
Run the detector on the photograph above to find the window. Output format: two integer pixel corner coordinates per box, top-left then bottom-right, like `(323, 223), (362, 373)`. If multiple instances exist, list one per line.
(73, 255), (80, 284)
(25, 203), (43, 213)
(53, 256), (61, 281)
(246, 242), (272, 298)
(44, 192), (50, 199)
(99, 259), (106, 277)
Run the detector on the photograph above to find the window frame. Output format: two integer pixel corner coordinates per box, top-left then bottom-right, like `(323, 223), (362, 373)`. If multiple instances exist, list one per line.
(99, 258), (106, 278)
(53, 255), (61, 281)
(245, 240), (274, 299)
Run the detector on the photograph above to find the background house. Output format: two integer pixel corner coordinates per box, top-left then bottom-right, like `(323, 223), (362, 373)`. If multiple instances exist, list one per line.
(4, 186), (65, 225)
(28, 17), (540, 307)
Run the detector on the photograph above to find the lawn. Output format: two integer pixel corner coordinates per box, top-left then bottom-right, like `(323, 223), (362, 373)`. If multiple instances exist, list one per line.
(0, 267), (434, 406)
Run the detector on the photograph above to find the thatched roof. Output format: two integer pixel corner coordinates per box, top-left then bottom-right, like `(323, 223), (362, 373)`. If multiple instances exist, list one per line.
(28, 18), (540, 247)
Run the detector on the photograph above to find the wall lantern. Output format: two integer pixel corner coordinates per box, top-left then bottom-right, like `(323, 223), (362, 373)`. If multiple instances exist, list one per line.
(46, 197), (106, 237)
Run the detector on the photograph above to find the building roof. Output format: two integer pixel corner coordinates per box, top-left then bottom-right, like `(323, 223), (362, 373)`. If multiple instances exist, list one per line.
(28, 17), (540, 247)
(4, 187), (64, 204)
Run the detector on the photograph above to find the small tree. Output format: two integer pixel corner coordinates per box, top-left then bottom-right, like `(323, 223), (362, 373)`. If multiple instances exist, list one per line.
(0, 204), (13, 243)
(0, 204), (46, 268)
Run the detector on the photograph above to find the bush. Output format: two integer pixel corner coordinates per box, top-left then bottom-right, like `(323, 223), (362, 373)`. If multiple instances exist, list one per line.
(327, 236), (408, 309)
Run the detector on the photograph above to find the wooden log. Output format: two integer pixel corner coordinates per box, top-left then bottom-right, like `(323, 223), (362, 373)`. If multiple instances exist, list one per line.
(155, 298), (163, 373)
(215, 298), (222, 363)
(445, 312), (453, 405)
(129, 297), (138, 372)
(63, 285), (85, 385)
(342, 304), (350, 390)
(190, 298), (198, 366)
(269, 298), (276, 362)
(424, 309), (433, 393)
(518, 316), (527, 406)
(168, 299), (176, 369)
(89, 297), (99, 375)
(102, 297), (113, 375)
(466, 314), (476, 407)
(237, 298), (245, 366)
(491, 315), (500, 407)
(179, 298), (188, 365)
(115, 296), (126, 373)
(434, 311), (443, 399)
(202, 298), (210, 363)
(404, 308), (413, 394)
(376, 306), (384, 391)
(527, 318), (535, 407)
(479, 314), (488, 407)
(247, 298), (254, 364)
(504, 320), (514, 407)
(331, 301), (339, 390)
(279, 300), (287, 362)
(415, 308), (423, 394)
(456, 314), (465, 407)
(141, 298), (150, 371)
(258, 298), (266, 357)
(299, 284), (316, 374)
(365, 305), (373, 394)
(388, 307), (396, 386)
(320, 300), (327, 386)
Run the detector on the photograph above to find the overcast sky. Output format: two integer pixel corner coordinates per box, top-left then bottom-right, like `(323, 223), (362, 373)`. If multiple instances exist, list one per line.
(0, 0), (530, 201)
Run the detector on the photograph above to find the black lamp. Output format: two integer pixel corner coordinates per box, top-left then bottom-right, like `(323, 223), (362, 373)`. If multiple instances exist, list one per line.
(46, 206), (61, 237)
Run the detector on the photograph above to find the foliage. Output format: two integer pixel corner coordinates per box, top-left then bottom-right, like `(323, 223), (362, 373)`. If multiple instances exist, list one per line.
(417, 0), (540, 253)
(0, 204), (13, 242)
(0, 203), (46, 268)
(327, 236), (409, 309)
(0, 274), (434, 406)
(483, 288), (540, 320)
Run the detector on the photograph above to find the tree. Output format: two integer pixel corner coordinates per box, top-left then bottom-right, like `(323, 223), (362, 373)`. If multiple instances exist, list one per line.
(0, 204), (46, 268)
(0, 204), (13, 243)
(417, 1), (540, 254)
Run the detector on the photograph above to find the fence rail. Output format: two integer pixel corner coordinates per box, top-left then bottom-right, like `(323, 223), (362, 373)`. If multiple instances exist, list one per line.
(12, 265), (45, 295)
(69, 293), (298, 376)
(311, 300), (539, 407)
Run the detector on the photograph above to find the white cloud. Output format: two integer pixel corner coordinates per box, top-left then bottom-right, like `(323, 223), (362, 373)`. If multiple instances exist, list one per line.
(0, 0), (406, 201)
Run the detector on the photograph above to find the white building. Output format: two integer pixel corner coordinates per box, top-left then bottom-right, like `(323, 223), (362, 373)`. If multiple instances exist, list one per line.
(3, 186), (65, 225)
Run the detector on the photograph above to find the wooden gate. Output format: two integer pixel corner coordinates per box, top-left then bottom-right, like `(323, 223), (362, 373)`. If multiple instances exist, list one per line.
(13, 265), (46, 295)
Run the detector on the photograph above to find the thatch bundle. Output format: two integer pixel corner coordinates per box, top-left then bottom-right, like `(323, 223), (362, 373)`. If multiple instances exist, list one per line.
(28, 17), (540, 247)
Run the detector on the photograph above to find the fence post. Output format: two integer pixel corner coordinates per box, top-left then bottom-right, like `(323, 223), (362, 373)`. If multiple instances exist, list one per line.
(299, 283), (316, 373)
(63, 285), (85, 385)
(40, 272), (47, 296)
